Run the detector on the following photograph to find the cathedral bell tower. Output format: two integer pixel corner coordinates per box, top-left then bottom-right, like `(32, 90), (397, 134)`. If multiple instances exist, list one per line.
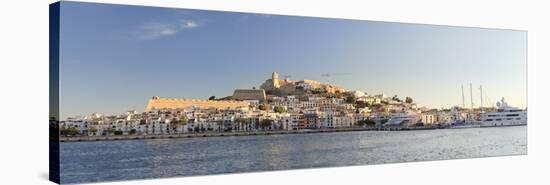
(272, 72), (280, 88)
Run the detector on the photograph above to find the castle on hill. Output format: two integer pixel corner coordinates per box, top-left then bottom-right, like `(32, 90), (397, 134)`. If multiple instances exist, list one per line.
(145, 72), (348, 111)
(260, 72), (346, 96)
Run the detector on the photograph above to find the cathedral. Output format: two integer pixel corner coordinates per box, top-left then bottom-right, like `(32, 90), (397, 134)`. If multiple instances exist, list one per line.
(260, 72), (292, 91)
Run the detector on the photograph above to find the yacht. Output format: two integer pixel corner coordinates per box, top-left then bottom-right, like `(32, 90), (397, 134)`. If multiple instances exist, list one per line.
(384, 111), (418, 126)
(477, 98), (527, 127)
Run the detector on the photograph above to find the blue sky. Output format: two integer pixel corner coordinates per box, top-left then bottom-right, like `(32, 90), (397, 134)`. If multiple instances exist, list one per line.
(59, 1), (527, 119)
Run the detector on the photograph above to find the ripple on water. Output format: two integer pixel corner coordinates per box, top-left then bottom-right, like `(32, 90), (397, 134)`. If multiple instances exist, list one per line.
(59, 126), (527, 184)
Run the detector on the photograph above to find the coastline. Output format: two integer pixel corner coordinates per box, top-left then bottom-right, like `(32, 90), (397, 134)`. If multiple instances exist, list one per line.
(57, 124), (527, 142)
(57, 126), (442, 142)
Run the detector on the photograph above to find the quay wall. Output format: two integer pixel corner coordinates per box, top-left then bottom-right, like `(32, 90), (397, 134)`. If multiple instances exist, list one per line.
(58, 126), (443, 142)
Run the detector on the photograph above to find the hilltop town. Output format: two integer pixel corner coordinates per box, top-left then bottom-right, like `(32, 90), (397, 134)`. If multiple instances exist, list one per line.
(59, 72), (475, 137)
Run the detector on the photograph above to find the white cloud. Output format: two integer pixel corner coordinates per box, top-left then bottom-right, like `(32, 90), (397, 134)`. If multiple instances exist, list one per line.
(180, 20), (198, 29)
(134, 20), (199, 40)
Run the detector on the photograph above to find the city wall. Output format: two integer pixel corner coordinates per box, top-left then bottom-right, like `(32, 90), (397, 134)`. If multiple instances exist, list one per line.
(145, 96), (249, 111)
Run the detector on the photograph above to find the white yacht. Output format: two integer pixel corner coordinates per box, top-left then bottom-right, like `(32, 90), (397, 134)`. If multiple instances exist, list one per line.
(478, 98), (527, 127)
(385, 111), (418, 126)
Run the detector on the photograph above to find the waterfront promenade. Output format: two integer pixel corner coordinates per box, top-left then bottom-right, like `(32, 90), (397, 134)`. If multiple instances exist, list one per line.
(58, 126), (444, 142)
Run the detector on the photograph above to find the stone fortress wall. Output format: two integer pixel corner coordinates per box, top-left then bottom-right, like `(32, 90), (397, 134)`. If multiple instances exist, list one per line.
(145, 96), (249, 111)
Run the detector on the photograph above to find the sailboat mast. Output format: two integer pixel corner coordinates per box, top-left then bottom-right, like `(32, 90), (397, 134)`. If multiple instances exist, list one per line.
(461, 85), (465, 108)
(470, 83), (473, 110)
(479, 85), (483, 112)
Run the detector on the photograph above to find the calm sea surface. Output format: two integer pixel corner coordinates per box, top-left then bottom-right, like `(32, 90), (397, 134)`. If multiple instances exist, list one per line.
(59, 126), (527, 184)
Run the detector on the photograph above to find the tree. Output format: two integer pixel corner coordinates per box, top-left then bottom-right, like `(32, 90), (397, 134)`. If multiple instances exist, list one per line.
(392, 95), (401, 102)
(274, 106), (286, 113)
(208, 96), (216, 100)
(242, 118), (253, 131)
(405, 96), (413, 104)
(114, 130), (123, 135)
(61, 127), (80, 136)
(215, 121), (224, 132)
(194, 126), (200, 133)
(356, 120), (367, 127)
(200, 126), (206, 132)
(259, 119), (273, 130)
(356, 101), (370, 108)
(234, 118), (245, 131)
(172, 116), (188, 132)
(106, 127), (116, 136)
(259, 104), (267, 111)
(89, 126), (98, 136)
(345, 96), (356, 104)
(356, 119), (376, 127)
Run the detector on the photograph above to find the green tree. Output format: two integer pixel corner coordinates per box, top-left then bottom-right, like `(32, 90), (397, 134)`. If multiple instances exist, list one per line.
(356, 119), (376, 127)
(366, 119), (376, 127)
(179, 116), (188, 124)
(273, 106), (286, 113)
(356, 120), (367, 127)
(392, 95), (401, 102)
(405, 96), (413, 104)
(345, 96), (356, 104)
(215, 120), (223, 132)
(61, 127), (80, 136)
(171, 116), (188, 133)
(259, 104), (267, 111)
(106, 127), (116, 136)
(114, 130), (123, 135)
(237, 118), (253, 131)
(356, 101), (370, 108)
(259, 119), (273, 130)
(208, 96), (216, 100)
(89, 126), (98, 136)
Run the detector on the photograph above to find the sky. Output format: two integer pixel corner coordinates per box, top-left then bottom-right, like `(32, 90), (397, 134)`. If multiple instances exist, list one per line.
(58, 1), (527, 119)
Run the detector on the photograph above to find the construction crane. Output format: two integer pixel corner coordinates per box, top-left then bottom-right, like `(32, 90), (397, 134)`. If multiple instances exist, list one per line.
(284, 74), (291, 82)
(320, 73), (351, 78)
(320, 73), (351, 84)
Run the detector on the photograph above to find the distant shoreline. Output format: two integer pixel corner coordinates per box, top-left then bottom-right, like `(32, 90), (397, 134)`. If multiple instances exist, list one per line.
(56, 125), (526, 142)
(57, 126), (447, 142)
